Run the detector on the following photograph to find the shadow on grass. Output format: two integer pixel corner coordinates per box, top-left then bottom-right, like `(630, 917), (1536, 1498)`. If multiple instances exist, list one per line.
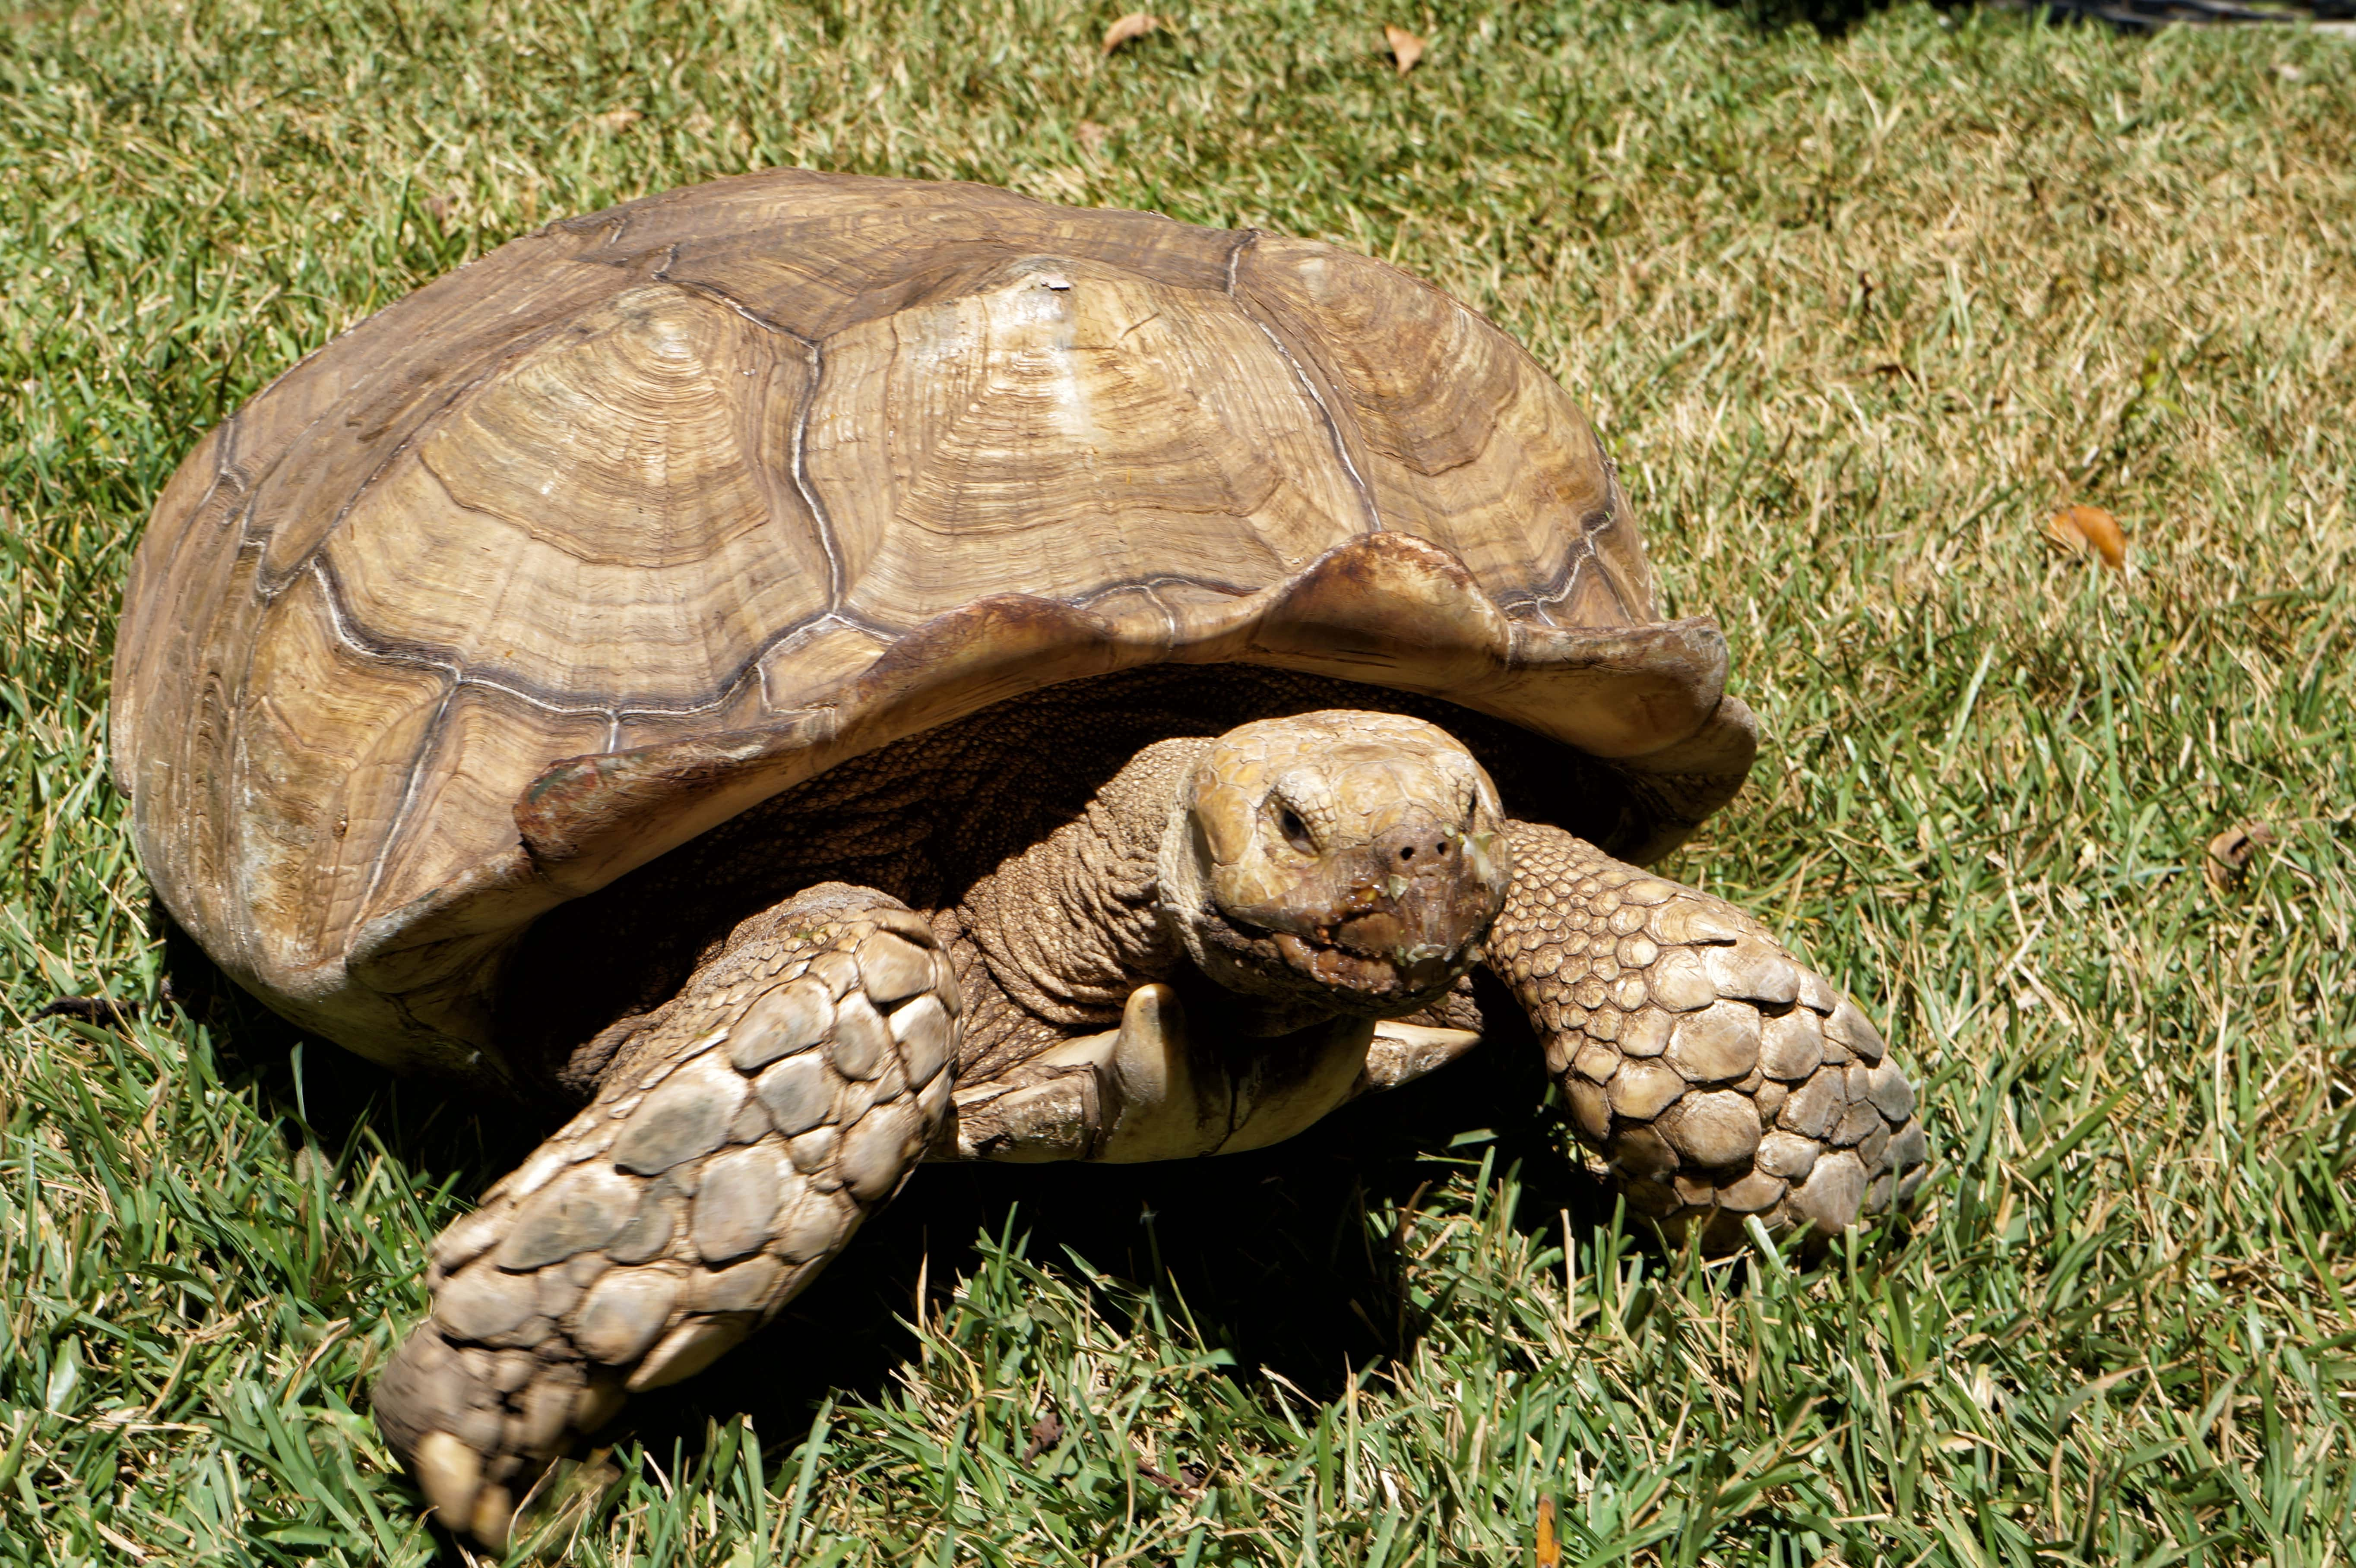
(643, 971), (1623, 1448)
(1699, 0), (1911, 38)
(166, 914), (1616, 1449)
(1702, 0), (2350, 38)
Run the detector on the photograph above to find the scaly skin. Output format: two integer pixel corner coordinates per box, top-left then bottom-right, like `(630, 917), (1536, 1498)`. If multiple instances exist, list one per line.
(371, 885), (960, 1549)
(1483, 822), (1929, 1248)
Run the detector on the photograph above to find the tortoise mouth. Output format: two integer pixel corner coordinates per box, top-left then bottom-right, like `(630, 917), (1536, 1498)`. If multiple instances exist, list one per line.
(1197, 904), (1471, 1015)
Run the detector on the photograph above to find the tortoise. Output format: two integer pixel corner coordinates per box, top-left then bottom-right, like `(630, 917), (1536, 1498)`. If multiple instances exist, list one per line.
(112, 169), (1929, 1548)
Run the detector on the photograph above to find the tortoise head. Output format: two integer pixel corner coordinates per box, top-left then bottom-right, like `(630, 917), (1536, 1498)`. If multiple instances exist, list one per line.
(1158, 711), (1511, 1018)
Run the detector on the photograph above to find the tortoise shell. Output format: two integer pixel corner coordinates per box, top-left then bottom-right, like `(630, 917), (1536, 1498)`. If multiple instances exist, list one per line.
(112, 170), (1754, 1078)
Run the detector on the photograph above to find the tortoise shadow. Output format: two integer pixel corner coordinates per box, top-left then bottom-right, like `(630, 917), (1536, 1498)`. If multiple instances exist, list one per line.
(170, 923), (1620, 1492)
(638, 973), (1621, 1445)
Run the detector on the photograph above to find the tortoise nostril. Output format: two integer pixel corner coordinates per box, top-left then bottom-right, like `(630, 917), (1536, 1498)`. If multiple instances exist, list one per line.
(1400, 846), (1415, 861)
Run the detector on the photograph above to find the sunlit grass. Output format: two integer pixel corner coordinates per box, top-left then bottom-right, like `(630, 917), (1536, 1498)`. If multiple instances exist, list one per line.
(2, 0), (2351, 1561)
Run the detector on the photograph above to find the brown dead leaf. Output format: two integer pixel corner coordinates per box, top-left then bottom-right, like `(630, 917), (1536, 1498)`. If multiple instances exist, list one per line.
(2204, 822), (2276, 892)
(2044, 503), (2128, 570)
(1076, 120), (1112, 155)
(1021, 1408), (1063, 1462)
(1384, 23), (1426, 74)
(594, 107), (644, 133)
(1102, 12), (1161, 52)
(1535, 1495), (1559, 1565)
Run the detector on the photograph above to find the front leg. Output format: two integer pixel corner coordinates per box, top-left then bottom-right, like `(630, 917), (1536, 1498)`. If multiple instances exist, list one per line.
(370, 885), (960, 1550)
(1485, 822), (1929, 1249)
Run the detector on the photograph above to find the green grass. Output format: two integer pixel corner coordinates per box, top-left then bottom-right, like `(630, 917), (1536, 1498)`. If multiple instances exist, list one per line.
(4, 0), (2354, 1561)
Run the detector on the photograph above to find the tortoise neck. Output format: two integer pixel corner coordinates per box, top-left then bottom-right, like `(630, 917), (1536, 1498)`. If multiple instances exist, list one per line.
(955, 736), (1204, 1033)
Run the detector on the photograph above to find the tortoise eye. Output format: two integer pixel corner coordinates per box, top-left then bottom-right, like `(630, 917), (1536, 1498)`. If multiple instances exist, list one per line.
(1273, 802), (1317, 855)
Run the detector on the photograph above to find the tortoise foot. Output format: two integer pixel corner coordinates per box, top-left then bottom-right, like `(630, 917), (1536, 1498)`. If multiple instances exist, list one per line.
(372, 885), (961, 1548)
(1491, 824), (1931, 1253)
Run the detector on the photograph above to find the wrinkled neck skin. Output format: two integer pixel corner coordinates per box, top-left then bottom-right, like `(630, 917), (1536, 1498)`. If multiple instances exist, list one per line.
(955, 737), (1200, 1042)
(958, 736), (1325, 1048)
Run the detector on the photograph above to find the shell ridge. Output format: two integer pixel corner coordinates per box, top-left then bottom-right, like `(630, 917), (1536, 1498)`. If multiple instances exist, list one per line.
(1222, 230), (1383, 537)
(659, 275), (846, 608)
(308, 546), (853, 725)
(216, 526), (276, 993)
(1570, 443), (1656, 618)
(1493, 531), (1604, 619)
(1068, 571), (1258, 607)
(355, 682), (462, 936)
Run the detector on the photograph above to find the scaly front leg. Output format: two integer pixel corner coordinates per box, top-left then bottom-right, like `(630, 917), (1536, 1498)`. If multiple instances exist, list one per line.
(1484, 822), (1928, 1249)
(371, 885), (960, 1549)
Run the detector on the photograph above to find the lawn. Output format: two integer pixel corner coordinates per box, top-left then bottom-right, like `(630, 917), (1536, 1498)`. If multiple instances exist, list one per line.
(3, 0), (2353, 1562)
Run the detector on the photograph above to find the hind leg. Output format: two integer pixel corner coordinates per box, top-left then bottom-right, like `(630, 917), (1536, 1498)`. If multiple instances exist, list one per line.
(372, 885), (960, 1549)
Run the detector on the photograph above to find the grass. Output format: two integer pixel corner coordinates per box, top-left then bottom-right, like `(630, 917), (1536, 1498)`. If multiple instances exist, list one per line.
(3, 0), (2353, 1561)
